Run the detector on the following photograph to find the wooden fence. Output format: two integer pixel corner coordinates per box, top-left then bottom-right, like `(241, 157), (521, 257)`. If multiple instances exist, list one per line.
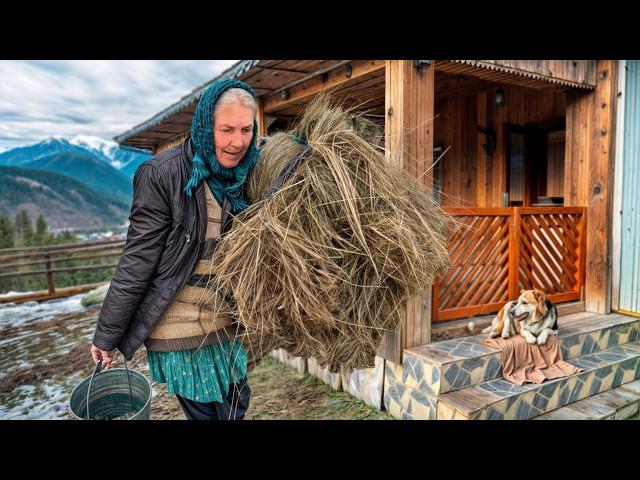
(433, 207), (587, 322)
(0, 239), (124, 303)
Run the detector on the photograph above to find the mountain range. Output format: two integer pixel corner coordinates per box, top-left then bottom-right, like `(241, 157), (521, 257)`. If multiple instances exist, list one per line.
(0, 165), (130, 230)
(0, 136), (151, 178)
(0, 136), (152, 230)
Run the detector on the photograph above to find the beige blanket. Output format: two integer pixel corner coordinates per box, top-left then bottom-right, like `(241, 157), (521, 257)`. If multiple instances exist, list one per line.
(482, 334), (582, 385)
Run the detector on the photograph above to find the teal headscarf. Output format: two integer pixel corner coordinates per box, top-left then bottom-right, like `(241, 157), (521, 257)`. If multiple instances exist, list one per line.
(184, 79), (260, 214)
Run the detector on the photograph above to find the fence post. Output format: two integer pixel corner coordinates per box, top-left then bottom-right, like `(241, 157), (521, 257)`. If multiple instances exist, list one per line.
(45, 251), (55, 295)
(578, 208), (587, 299)
(508, 207), (521, 300)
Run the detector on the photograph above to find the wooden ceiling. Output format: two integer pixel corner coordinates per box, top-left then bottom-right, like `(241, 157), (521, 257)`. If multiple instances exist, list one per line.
(118, 60), (595, 150)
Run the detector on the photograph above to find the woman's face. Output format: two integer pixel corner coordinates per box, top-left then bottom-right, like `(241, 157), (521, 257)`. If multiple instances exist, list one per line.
(213, 101), (255, 169)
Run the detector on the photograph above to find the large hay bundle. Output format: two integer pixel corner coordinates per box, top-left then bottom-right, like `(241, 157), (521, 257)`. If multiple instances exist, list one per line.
(205, 96), (450, 370)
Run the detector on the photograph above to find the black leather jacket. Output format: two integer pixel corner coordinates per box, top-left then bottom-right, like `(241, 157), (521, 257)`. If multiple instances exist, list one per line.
(92, 138), (233, 360)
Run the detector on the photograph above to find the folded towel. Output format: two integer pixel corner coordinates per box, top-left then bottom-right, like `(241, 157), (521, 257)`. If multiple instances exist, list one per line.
(482, 334), (582, 385)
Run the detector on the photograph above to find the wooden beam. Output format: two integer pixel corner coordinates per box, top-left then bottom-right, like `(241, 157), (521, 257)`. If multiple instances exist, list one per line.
(377, 60), (435, 364)
(256, 97), (266, 137)
(262, 60), (385, 114)
(476, 92), (488, 207)
(585, 60), (618, 313)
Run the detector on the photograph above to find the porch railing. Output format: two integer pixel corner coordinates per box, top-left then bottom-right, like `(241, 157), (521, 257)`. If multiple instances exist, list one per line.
(433, 207), (587, 322)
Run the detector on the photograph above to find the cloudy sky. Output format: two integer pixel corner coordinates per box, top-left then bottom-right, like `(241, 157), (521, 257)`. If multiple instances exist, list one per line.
(0, 60), (239, 150)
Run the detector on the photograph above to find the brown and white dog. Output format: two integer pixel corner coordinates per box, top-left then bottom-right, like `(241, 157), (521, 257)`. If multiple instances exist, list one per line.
(511, 289), (558, 345)
(482, 300), (521, 339)
(483, 289), (558, 345)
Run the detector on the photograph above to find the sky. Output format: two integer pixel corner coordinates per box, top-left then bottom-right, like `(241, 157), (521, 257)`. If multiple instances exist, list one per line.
(0, 60), (239, 150)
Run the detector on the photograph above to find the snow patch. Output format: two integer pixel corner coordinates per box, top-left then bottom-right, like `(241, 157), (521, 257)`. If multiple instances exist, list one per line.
(0, 293), (87, 329)
(0, 379), (73, 420)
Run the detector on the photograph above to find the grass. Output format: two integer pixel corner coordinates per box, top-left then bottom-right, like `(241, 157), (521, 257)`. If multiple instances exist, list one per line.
(245, 356), (393, 420)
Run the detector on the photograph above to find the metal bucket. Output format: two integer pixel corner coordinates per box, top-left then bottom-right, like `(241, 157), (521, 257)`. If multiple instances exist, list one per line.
(69, 360), (152, 420)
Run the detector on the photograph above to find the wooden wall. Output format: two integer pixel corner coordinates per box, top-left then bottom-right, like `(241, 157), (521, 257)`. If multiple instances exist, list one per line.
(547, 130), (566, 197)
(434, 84), (567, 207)
(476, 60), (596, 88)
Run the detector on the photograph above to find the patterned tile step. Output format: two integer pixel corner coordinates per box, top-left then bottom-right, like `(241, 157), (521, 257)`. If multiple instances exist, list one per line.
(402, 314), (639, 396)
(436, 341), (640, 420)
(534, 379), (640, 420)
(383, 360), (438, 420)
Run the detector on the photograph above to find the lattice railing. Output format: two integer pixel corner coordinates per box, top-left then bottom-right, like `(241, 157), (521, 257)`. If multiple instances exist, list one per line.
(433, 207), (586, 322)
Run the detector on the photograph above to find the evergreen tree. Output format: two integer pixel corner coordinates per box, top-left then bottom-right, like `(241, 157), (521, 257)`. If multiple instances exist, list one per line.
(14, 210), (34, 247)
(0, 214), (14, 249)
(33, 214), (48, 246)
(56, 230), (78, 245)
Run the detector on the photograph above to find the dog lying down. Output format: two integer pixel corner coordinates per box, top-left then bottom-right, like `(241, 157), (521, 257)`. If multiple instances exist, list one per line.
(482, 289), (558, 345)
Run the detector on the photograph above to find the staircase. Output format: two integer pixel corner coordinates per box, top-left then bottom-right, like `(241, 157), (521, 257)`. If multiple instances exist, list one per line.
(383, 312), (640, 420)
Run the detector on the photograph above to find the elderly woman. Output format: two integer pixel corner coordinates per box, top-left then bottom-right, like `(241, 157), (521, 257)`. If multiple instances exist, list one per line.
(90, 79), (260, 420)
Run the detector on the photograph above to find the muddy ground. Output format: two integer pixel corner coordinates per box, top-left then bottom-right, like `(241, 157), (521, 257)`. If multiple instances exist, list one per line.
(0, 296), (392, 420)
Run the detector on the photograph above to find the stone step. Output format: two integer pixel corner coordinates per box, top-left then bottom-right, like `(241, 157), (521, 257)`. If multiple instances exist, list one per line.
(534, 379), (640, 420)
(401, 313), (639, 397)
(436, 341), (640, 420)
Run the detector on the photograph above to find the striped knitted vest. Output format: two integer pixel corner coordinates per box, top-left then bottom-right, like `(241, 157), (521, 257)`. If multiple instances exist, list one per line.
(145, 183), (234, 351)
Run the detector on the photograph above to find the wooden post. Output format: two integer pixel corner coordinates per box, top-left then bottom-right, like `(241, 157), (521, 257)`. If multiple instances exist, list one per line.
(45, 252), (55, 295)
(377, 60), (435, 364)
(564, 60), (618, 314)
(585, 60), (618, 314)
(256, 97), (266, 137)
(508, 207), (521, 300)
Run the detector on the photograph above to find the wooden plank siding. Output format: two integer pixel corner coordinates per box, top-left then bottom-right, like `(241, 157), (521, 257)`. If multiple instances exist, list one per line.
(437, 60), (596, 90)
(155, 132), (189, 154)
(434, 84), (567, 208)
(479, 60), (596, 87)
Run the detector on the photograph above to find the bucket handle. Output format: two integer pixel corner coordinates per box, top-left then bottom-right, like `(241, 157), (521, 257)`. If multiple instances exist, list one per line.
(86, 358), (135, 420)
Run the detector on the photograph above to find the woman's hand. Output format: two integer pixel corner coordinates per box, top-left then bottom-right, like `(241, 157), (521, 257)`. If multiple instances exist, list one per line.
(91, 344), (117, 369)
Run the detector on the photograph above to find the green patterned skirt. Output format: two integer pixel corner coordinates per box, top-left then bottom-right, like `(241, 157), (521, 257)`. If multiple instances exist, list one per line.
(147, 339), (247, 403)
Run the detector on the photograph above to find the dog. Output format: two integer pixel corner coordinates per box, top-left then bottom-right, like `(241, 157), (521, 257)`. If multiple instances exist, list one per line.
(510, 289), (558, 345)
(482, 300), (522, 339)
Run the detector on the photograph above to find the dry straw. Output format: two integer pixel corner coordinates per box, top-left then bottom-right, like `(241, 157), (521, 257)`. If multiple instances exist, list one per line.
(201, 94), (451, 371)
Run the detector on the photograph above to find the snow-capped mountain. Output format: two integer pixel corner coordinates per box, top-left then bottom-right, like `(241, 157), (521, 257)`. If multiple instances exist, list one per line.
(0, 137), (92, 166)
(70, 135), (122, 169)
(0, 136), (151, 178)
(70, 135), (151, 174)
